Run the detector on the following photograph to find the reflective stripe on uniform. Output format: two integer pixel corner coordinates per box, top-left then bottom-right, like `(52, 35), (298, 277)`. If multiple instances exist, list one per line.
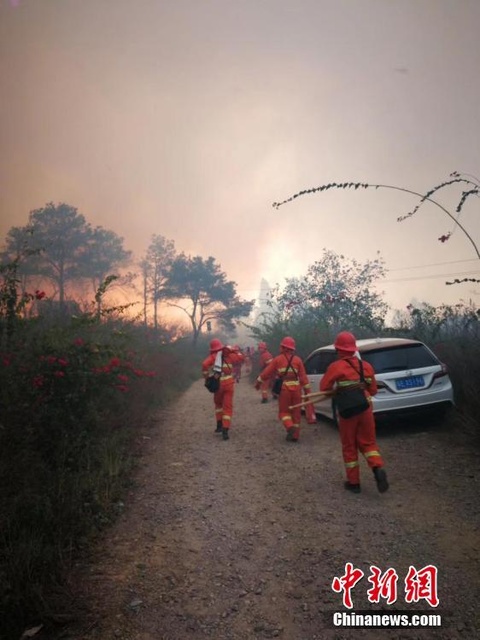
(345, 460), (359, 468)
(337, 377), (372, 387)
(364, 450), (381, 458)
(220, 375), (233, 381)
(284, 380), (300, 387)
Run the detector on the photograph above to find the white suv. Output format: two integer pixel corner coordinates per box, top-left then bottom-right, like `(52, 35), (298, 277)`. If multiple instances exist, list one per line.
(304, 338), (455, 423)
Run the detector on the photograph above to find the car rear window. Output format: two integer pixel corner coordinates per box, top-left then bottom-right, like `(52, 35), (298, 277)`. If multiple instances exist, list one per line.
(362, 344), (438, 373)
(305, 350), (337, 374)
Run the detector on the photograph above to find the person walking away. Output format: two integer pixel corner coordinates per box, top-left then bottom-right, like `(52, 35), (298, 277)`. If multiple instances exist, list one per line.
(232, 345), (243, 382)
(257, 341), (274, 403)
(320, 331), (389, 494)
(202, 339), (245, 440)
(255, 336), (311, 442)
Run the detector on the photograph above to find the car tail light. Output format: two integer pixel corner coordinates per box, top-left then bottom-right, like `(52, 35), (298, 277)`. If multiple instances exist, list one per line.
(433, 364), (448, 379)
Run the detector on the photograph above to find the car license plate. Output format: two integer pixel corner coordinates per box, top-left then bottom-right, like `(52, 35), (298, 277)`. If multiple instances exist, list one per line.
(395, 375), (425, 390)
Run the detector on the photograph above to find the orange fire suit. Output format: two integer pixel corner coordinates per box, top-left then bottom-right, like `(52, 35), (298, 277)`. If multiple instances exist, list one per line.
(232, 347), (243, 382)
(319, 355), (385, 485)
(258, 348), (274, 401)
(257, 352), (311, 441)
(202, 349), (245, 431)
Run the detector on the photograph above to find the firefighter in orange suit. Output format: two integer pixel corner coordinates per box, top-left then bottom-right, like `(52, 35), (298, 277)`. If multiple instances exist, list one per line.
(232, 345), (243, 382)
(319, 331), (389, 494)
(257, 341), (274, 403)
(255, 336), (311, 442)
(202, 339), (245, 441)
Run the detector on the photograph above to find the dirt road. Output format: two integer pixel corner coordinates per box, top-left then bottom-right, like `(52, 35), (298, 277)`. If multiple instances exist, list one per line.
(69, 376), (479, 640)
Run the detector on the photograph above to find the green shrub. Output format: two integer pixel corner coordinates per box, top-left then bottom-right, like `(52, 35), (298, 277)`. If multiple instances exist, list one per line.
(0, 314), (200, 638)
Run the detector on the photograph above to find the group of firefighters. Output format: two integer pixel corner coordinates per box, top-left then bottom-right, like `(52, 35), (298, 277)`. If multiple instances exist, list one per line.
(201, 332), (389, 495)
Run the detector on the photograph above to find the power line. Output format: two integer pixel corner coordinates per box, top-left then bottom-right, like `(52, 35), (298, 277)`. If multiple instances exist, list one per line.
(231, 259), (480, 291)
(387, 258), (479, 272)
(384, 269), (480, 283)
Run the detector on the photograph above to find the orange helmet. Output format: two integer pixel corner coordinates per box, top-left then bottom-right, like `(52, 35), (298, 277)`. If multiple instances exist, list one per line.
(280, 336), (296, 351)
(209, 338), (224, 353)
(334, 331), (356, 353)
(258, 341), (267, 351)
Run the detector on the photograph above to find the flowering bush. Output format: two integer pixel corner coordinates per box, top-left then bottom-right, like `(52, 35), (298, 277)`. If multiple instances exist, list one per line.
(0, 300), (199, 637)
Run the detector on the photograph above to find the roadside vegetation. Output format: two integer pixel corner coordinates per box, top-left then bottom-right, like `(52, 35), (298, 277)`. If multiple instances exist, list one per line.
(0, 262), (205, 639)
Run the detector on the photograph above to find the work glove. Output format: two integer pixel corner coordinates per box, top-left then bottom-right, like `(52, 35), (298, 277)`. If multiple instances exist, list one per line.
(254, 379), (261, 391)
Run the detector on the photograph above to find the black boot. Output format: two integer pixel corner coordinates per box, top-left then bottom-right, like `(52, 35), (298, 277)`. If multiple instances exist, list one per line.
(286, 427), (295, 442)
(215, 421), (222, 433)
(261, 398), (268, 404)
(222, 428), (229, 441)
(344, 482), (361, 494)
(373, 467), (389, 493)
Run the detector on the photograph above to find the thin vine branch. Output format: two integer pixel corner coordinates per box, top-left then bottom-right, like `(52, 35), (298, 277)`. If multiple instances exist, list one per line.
(272, 176), (480, 262)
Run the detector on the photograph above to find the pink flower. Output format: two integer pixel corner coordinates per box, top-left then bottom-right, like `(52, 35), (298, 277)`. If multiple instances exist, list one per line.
(92, 365), (112, 374)
(33, 375), (44, 388)
(57, 358), (68, 367)
(110, 357), (121, 367)
(73, 338), (84, 346)
(54, 371), (65, 377)
(117, 374), (129, 383)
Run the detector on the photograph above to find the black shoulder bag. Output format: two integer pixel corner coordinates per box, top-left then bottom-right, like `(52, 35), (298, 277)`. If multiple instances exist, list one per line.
(205, 375), (220, 393)
(335, 358), (370, 419)
(272, 354), (295, 396)
(205, 353), (222, 393)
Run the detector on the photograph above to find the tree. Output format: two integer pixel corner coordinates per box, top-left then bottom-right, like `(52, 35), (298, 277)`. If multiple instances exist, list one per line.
(141, 235), (176, 330)
(164, 254), (254, 345)
(0, 226), (38, 301)
(2, 203), (133, 315)
(272, 172), (480, 284)
(3, 203), (91, 310)
(79, 227), (132, 310)
(273, 249), (388, 337)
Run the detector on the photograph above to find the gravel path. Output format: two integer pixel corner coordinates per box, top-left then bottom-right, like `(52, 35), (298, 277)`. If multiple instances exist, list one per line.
(67, 376), (480, 640)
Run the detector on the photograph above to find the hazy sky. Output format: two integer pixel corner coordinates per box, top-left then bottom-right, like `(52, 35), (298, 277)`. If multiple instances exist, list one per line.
(1, 0), (479, 318)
